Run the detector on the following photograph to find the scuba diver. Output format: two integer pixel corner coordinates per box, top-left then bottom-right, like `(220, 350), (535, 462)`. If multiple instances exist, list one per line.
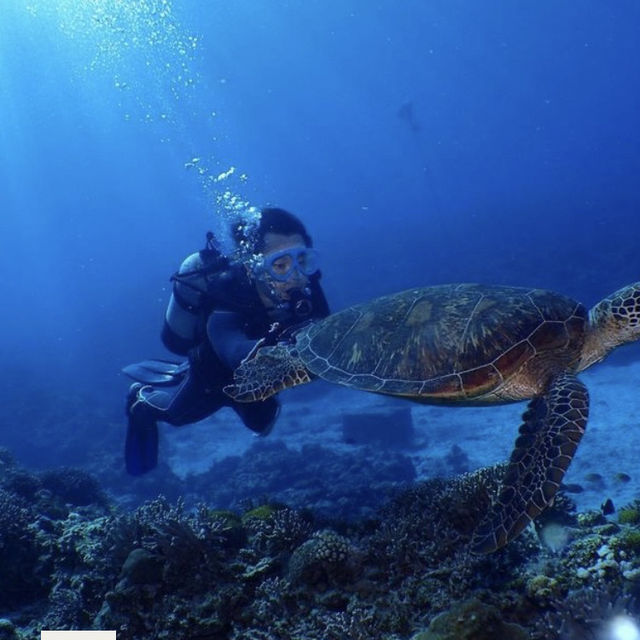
(123, 207), (330, 475)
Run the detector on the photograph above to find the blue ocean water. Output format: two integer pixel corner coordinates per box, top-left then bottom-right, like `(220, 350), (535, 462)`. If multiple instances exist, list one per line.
(1, 0), (639, 472)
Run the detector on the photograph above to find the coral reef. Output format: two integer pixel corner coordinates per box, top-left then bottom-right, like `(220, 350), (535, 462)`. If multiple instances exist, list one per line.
(2, 450), (640, 639)
(0, 488), (50, 610)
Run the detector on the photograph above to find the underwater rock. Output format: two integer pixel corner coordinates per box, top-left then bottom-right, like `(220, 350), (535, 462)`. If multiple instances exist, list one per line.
(119, 548), (164, 586)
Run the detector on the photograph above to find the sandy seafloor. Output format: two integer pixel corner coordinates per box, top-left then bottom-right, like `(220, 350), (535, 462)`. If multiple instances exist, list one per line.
(165, 353), (640, 516)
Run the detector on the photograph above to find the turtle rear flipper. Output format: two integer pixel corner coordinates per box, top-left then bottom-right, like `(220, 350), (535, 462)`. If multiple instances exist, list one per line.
(223, 344), (312, 402)
(471, 372), (589, 553)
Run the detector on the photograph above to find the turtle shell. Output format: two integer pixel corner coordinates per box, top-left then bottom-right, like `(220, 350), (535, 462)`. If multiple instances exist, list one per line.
(295, 283), (587, 401)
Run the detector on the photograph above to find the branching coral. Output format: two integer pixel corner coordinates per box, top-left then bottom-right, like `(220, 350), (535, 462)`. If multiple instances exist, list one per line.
(247, 506), (313, 555)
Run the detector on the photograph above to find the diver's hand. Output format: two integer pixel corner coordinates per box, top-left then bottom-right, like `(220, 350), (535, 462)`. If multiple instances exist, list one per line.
(240, 336), (269, 365)
(240, 321), (307, 365)
(273, 321), (310, 345)
(240, 323), (283, 364)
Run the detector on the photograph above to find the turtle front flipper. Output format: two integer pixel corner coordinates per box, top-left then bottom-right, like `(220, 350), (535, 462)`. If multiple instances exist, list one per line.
(471, 372), (589, 553)
(223, 344), (312, 402)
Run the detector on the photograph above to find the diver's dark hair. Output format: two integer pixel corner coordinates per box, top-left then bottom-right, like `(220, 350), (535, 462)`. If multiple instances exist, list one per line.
(254, 207), (313, 250)
(230, 207), (313, 256)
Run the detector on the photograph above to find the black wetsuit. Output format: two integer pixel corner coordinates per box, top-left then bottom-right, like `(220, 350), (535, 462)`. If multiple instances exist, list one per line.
(125, 253), (329, 475)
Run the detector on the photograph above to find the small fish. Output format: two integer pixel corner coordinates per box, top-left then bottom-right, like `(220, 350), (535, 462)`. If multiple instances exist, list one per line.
(397, 101), (421, 133)
(601, 498), (615, 516)
(615, 472), (632, 483)
(561, 483), (584, 494)
(585, 473), (604, 483)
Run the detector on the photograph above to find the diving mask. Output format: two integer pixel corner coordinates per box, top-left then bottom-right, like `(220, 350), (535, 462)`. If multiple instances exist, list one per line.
(258, 246), (319, 282)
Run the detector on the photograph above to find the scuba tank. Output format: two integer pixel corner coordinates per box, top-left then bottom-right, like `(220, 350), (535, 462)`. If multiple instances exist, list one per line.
(162, 232), (229, 355)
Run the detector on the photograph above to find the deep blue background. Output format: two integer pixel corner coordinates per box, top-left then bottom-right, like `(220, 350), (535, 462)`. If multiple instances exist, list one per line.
(1, 0), (639, 469)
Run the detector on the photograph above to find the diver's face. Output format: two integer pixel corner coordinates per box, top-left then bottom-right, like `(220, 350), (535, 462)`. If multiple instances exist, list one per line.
(255, 232), (310, 305)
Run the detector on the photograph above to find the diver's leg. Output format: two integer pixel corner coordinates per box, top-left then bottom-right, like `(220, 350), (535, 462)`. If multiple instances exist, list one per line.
(125, 337), (278, 474)
(125, 372), (226, 475)
(160, 370), (226, 426)
(163, 355), (281, 435)
(125, 383), (166, 476)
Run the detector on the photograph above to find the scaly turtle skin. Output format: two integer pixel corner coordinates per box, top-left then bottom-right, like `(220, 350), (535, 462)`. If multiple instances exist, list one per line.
(225, 282), (640, 552)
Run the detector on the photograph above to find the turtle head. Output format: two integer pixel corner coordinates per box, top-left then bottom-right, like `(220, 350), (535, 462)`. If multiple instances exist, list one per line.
(578, 282), (640, 371)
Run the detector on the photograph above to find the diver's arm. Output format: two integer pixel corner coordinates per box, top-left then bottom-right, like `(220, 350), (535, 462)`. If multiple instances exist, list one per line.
(207, 311), (257, 370)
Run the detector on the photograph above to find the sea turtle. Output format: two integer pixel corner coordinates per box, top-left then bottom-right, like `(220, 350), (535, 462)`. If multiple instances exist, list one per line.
(224, 282), (640, 553)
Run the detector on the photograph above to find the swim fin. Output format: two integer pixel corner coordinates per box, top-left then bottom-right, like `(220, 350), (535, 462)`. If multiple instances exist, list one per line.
(122, 359), (189, 386)
(125, 413), (159, 476)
